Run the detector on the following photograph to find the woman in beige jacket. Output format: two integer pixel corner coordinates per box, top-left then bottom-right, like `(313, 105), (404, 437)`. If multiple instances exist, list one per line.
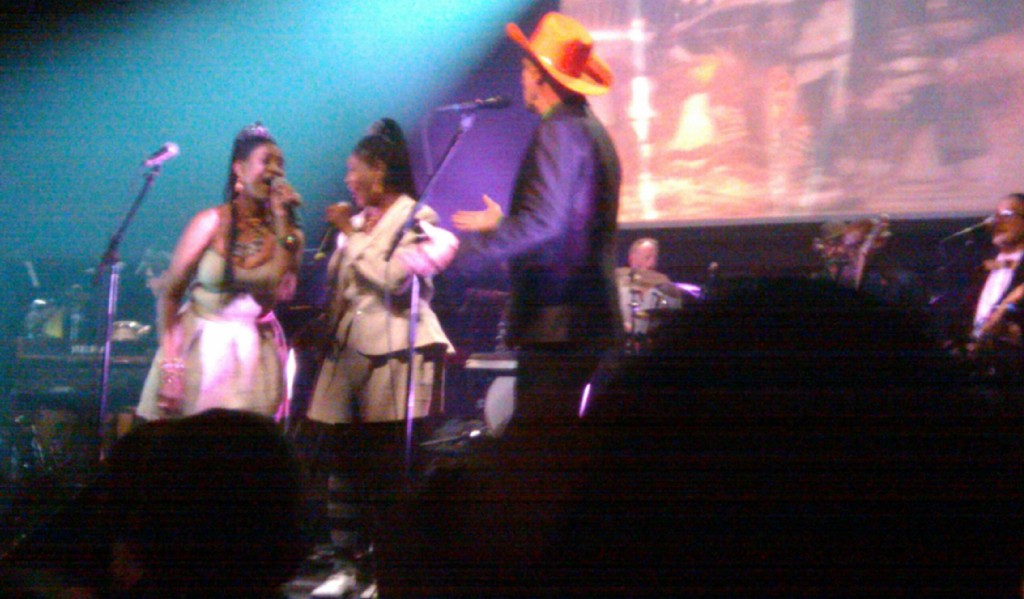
(305, 117), (457, 561)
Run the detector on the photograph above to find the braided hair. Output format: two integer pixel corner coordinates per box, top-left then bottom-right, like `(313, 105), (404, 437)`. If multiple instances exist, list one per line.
(222, 122), (277, 292)
(353, 118), (417, 199)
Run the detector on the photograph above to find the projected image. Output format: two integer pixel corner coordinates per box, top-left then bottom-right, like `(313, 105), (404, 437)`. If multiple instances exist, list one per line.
(564, 0), (1024, 224)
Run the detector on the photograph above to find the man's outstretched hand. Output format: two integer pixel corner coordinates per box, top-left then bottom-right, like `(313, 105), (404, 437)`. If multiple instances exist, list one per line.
(452, 195), (503, 233)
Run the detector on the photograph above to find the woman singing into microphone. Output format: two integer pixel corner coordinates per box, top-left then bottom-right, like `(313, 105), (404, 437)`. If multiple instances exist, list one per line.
(304, 117), (458, 559)
(136, 122), (304, 421)
(308, 118), (457, 428)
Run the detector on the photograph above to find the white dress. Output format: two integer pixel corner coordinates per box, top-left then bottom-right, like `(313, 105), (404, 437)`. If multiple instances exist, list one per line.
(136, 248), (289, 420)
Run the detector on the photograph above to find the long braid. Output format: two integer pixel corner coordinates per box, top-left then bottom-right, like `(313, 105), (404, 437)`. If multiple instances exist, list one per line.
(222, 122), (276, 298)
(224, 197), (238, 294)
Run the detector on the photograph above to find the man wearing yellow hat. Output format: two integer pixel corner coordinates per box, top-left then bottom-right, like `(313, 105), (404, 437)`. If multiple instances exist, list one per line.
(453, 11), (623, 425)
(375, 14), (624, 596)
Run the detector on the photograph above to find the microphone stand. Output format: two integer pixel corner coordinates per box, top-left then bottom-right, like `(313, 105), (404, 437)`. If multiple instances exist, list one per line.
(390, 110), (478, 479)
(386, 111), (476, 261)
(93, 165), (163, 460)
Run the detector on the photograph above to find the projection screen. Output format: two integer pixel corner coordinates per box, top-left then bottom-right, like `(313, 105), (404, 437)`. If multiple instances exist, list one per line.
(563, 0), (1024, 225)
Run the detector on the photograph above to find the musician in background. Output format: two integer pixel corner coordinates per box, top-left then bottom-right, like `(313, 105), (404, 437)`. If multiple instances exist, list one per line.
(615, 238), (672, 335)
(812, 216), (925, 310)
(965, 193), (1024, 371)
(617, 237), (670, 286)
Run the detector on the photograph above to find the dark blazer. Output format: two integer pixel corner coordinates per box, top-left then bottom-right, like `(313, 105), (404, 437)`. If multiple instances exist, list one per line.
(458, 98), (623, 349)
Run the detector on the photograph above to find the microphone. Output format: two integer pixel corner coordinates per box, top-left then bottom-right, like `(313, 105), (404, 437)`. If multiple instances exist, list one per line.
(313, 228), (335, 261)
(142, 142), (180, 168)
(269, 176), (303, 228)
(940, 216), (994, 244)
(314, 203), (363, 260)
(270, 177), (302, 204)
(435, 95), (511, 112)
(702, 261), (719, 300)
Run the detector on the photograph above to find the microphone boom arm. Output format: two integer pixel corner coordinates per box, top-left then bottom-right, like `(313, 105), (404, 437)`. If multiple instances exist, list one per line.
(385, 111), (477, 261)
(939, 216), (994, 244)
(435, 95), (510, 112)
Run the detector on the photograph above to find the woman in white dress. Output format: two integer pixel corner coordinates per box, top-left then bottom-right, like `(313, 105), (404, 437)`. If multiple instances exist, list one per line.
(136, 122), (304, 421)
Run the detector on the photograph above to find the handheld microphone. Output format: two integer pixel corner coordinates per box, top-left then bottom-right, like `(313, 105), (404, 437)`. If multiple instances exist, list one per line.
(269, 177), (302, 205)
(939, 216), (994, 244)
(142, 142), (180, 168)
(313, 227), (336, 261)
(269, 177), (302, 227)
(435, 95), (511, 112)
(314, 203), (362, 260)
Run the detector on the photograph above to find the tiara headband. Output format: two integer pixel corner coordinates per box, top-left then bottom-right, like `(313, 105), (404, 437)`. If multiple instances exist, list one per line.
(237, 121), (275, 143)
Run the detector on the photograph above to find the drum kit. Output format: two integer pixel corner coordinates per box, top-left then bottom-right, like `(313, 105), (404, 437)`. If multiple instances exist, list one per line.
(4, 258), (161, 485)
(457, 271), (702, 440)
(619, 268), (701, 351)
(19, 255), (161, 347)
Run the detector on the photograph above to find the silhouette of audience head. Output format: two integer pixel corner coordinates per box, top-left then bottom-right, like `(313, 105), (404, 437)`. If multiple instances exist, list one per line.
(370, 277), (1021, 597)
(100, 409), (307, 597)
(578, 276), (1022, 596)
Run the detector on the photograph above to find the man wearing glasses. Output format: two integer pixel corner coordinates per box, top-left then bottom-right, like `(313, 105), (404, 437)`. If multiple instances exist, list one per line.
(968, 193), (1024, 373)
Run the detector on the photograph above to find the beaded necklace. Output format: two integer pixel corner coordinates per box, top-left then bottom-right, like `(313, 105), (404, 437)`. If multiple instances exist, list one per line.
(232, 215), (272, 260)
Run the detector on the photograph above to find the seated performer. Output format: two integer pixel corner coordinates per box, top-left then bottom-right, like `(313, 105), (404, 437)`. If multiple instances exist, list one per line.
(813, 216), (891, 289)
(615, 237), (679, 336)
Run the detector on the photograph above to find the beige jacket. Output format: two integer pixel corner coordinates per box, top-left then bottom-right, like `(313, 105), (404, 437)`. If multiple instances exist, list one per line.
(325, 194), (452, 357)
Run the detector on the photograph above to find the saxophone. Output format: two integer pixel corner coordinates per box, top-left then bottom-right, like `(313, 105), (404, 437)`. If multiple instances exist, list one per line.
(851, 216), (889, 291)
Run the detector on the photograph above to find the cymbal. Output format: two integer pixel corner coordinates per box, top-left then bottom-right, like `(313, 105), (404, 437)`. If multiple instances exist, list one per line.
(616, 267), (670, 289)
(635, 308), (681, 320)
(654, 282), (684, 298)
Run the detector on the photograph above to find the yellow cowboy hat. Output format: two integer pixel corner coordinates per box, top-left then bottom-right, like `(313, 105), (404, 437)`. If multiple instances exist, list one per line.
(506, 12), (613, 96)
